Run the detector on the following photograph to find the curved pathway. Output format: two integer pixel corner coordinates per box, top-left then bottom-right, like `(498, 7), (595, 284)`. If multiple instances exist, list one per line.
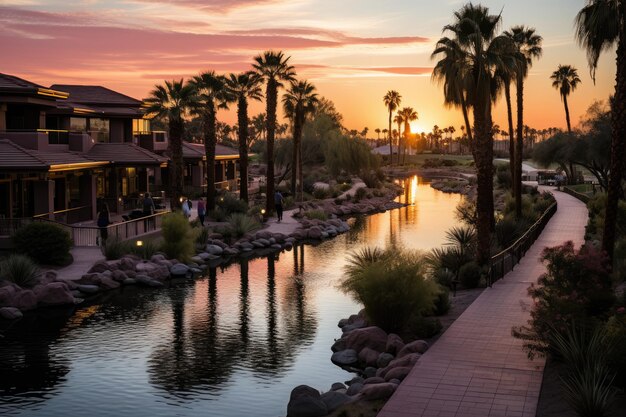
(378, 188), (588, 417)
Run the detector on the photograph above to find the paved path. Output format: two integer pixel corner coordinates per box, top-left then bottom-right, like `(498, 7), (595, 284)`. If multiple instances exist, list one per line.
(56, 247), (105, 282)
(378, 188), (588, 417)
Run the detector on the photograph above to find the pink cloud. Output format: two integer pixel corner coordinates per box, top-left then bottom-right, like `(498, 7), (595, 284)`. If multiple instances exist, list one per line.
(131, 0), (284, 12)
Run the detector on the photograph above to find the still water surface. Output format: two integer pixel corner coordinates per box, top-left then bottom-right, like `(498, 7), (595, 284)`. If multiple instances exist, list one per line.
(0, 176), (462, 417)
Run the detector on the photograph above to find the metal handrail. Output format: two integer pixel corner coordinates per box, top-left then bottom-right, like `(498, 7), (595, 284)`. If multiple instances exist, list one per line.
(489, 200), (558, 286)
(33, 205), (91, 219)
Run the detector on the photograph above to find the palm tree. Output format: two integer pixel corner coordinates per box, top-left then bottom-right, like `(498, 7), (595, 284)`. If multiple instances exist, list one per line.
(282, 79), (318, 198)
(382, 128), (389, 141)
(576, 0), (626, 259)
(550, 65), (581, 134)
(145, 79), (194, 210)
(252, 113), (266, 141)
(253, 51), (296, 214)
(496, 66), (516, 188)
(225, 71), (263, 203)
(433, 3), (516, 265)
(398, 107), (418, 163)
(505, 26), (543, 219)
(189, 71), (229, 211)
(383, 90), (402, 164)
(375, 128), (381, 140)
(393, 113), (403, 159)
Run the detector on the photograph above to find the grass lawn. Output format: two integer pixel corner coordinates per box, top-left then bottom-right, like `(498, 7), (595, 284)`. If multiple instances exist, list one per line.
(401, 153), (474, 167)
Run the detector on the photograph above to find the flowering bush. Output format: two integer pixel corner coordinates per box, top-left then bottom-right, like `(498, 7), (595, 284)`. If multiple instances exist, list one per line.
(513, 241), (615, 358)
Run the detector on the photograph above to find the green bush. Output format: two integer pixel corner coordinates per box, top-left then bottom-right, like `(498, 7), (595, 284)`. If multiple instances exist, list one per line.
(0, 254), (40, 288)
(341, 248), (440, 333)
(605, 310), (626, 387)
(312, 187), (329, 199)
(217, 192), (248, 215)
(161, 212), (195, 262)
(459, 261), (481, 288)
(195, 226), (209, 248)
(304, 209), (328, 221)
(339, 183), (352, 192)
(354, 186), (368, 201)
(207, 209), (227, 222)
(407, 317), (443, 339)
(432, 286), (451, 316)
(130, 239), (161, 260)
(360, 171), (381, 189)
(433, 268), (455, 288)
(227, 213), (260, 238)
(101, 236), (131, 260)
(496, 163), (512, 189)
(12, 222), (72, 265)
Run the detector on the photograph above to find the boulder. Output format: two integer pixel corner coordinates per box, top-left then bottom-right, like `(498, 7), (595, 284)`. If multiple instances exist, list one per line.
(307, 226), (323, 240)
(257, 238), (271, 246)
(88, 260), (112, 273)
(111, 270), (129, 282)
(35, 282), (74, 306)
(41, 270), (58, 284)
(190, 256), (203, 264)
(205, 244), (224, 255)
(363, 377), (385, 385)
(0, 284), (18, 307)
(123, 278), (137, 285)
(79, 272), (102, 286)
(255, 230), (273, 240)
(397, 340), (429, 358)
(155, 259), (173, 269)
(273, 233), (287, 243)
(13, 289), (37, 311)
(377, 353), (421, 378)
(341, 318), (367, 333)
(331, 349), (358, 366)
(77, 284), (100, 294)
(346, 382), (363, 396)
(0, 306), (23, 320)
(331, 382), (346, 391)
(331, 338), (347, 353)
(135, 275), (164, 287)
(284, 242), (293, 250)
(363, 367), (377, 378)
(169, 263), (190, 277)
(150, 254), (166, 262)
(346, 376), (364, 386)
(252, 240), (266, 248)
(384, 366), (412, 382)
(197, 252), (212, 261)
(320, 391), (350, 412)
(359, 382), (397, 401)
(147, 265), (170, 281)
(240, 242), (254, 251)
(287, 385), (327, 417)
(222, 247), (240, 256)
(386, 333), (405, 355)
(377, 352), (394, 368)
(98, 276), (120, 290)
(342, 326), (387, 353)
(270, 244), (282, 250)
(358, 347), (380, 367)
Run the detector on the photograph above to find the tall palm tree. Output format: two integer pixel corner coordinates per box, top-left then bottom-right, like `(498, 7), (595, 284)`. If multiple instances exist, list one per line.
(496, 66), (516, 189)
(225, 71), (263, 203)
(252, 113), (266, 141)
(433, 3), (516, 265)
(576, 0), (626, 259)
(253, 51), (296, 214)
(505, 26), (543, 219)
(145, 79), (194, 210)
(394, 113), (403, 160)
(398, 107), (418, 163)
(550, 65), (581, 134)
(189, 71), (229, 211)
(375, 128), (381, 140)
(382, 128), (389, 140)
(282, 79), (319, 198)
(383, 90), (402, 165)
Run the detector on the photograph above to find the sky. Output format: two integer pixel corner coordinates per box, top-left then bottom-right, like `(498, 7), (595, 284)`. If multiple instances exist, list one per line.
(0, 0), (617, 134)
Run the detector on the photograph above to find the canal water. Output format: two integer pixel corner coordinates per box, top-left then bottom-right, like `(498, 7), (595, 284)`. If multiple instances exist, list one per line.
(0, 176), (462, 417)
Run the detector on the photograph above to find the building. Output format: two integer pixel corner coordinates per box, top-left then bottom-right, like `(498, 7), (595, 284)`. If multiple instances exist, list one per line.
(0, 73), (240, 224)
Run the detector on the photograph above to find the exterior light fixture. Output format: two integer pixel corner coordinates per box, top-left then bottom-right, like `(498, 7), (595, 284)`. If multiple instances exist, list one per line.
(179, 196), (184, 203)
(261, 209), (266, 215)
(136, 240), (143, 247)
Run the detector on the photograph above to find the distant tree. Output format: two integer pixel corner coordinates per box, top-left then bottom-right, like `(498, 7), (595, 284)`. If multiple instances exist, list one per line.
(375, 128), (381, 140)
(398, 107), (418, 162)
(145, 79), (194, 210)
(314, 97), (344, 129)
(383, 90), (402, 164)
(550, 65), (581, 134)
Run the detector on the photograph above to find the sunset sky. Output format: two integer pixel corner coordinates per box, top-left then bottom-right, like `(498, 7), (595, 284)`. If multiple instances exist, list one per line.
(0, 0), (617, 134)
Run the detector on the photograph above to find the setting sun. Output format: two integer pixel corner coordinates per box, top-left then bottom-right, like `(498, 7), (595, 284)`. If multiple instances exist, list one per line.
(409, 122), (426, 134)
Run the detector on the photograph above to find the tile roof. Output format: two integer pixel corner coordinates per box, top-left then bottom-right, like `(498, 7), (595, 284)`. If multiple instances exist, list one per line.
(86, 143), (167, 165)
(0, 140), (48, 169)
(0, 73), (44, 91)
(182, 142), (239, 159)
(49, 85), (142, 106)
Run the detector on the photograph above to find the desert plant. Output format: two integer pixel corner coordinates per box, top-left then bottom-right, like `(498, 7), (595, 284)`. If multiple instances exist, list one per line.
(445, 226), (476, 257)
(217, 192), (248, 215)
(432, 286), (451, 316)
(561, 364), (616, 417)
(227, 213), (260, 238)
(341, 248), (439, 333)
(161, 212), (195, 261)
(458, 261), (481, 288)
(12, 222), (72, 265)
(304, 209), (328, 221)
(195, 226), (210, 248)
(207, 209), (227, 222)
(101, 236), (132, 260)
(130, 239), (161, 260)
(354, 186), (368, 201)
(0, 254), (40, 288)
(360, 170), (381, 189)
(433, 268), (456, 288)
(312, 187), (329, 199)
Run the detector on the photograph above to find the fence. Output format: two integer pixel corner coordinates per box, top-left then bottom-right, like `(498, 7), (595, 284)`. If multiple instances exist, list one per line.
(38, 211), (170, 247)
(33, 205), (93, 224)
(489, 200), (558, 286)
(562, 186), (591, 204)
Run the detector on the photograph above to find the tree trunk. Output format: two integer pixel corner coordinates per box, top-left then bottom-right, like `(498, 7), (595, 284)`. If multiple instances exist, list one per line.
(504, 82), (515, 188)
(265, 79), (277, 214)
(388, 111), (393, 165)
(205, 105), (217, 211)
(603, 13), (626, 260)
(168, 118), (184, 210)
(515, 77), (524, 219)
(564, 93), (572, 134)
(291, 108), (303, 197)
(237, 96), (249, 203)
(473, 91), (495, 266)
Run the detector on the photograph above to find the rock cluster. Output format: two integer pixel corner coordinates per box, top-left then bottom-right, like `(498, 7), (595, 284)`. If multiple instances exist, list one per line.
(286, 311), (429, 416)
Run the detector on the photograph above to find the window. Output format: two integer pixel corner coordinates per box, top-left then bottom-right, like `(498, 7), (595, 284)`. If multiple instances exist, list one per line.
(89, 118), (110, 143)
(70, 117), (87, 132)
(133, 119), (151, 134)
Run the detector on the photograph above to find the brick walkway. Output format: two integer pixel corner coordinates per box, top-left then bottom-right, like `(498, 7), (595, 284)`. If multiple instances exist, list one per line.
(378, 188), (588, 417)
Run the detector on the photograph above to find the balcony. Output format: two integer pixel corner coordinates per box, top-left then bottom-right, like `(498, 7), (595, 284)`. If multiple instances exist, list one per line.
(137, 131), (168, 152)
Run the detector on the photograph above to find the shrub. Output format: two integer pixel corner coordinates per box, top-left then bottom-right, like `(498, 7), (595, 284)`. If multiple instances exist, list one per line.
(407, 317), (443, 339)
(13, 222), (72, 265)
(304, 209), (328, 221)
(354, 187), (368, 201)
(130, 239), (161, 260)
(339, 183), (352, 192)
(312, 187), (329, 200)
(495, 163), (512, 189)
(217, 192), (248, 215)
(207, 209), (227, 222)
(360, 170), (381, 189)
(0, 254), (40, 288)
(605, 309), (626, 387)
(195, 226), (209, 248)
(513, 242), (615, 358)
(432, 286), (451, 316)
(341, 248), (440, 333)
(161, 212), (195, 261)
(227, 213), (260, 238)
(495, 216), (529, 249)
(433, 268), (455, 288)
(101, 236), (131, 260)
(458, 261), (481, 288)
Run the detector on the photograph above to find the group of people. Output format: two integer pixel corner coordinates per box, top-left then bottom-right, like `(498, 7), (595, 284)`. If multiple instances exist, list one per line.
(181, 197), (207, 226)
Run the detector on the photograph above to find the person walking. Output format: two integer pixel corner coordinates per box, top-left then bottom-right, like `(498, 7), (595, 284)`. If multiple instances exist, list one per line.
(274, 190), (284, 222)
(142, 192), (156, 216)
(97, 204), (111, 246)
(182, 198), (191, 220)
(197, 198), (206, 227)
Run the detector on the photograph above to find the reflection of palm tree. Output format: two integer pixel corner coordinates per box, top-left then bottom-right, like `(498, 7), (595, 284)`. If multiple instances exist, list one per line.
(239, 259), (250, 348)
(266, 255), (278, 367)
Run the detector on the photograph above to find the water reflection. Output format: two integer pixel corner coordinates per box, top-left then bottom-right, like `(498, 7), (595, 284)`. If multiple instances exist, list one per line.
(0, 176), (462, 417)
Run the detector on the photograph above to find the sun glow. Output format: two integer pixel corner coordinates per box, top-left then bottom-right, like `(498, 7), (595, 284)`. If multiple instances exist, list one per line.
(409, 122), (426, 134)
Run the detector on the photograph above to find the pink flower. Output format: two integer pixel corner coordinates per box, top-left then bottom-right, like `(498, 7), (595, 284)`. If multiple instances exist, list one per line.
(617, 307), (625, 314)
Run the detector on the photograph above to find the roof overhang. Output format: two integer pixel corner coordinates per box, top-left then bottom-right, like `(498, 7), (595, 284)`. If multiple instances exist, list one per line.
(49, 161), (109, 172)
